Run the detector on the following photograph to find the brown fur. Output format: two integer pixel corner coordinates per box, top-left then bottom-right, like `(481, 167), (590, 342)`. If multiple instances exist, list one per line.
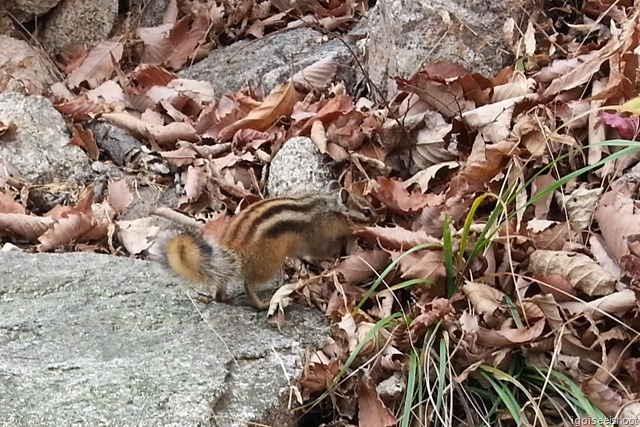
(162, 188), (376, 309)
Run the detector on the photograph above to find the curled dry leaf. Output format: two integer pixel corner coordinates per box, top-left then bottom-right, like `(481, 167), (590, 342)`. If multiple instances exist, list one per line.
(0, 214), (54, 241)
(556, 186), (603, 231)
(69, 124), (100, 161)
(102, 112), (198, 148)
(107, 179), (133, 215)
(589, 235), (622, 279)
(462, 95), (528, 144)
(373, 177), (437, 215)
(292, 56), (338, 90)
(267, 280), (305, 318)
(534, 274), (576, 302)
(357, 374), (397, 427)
(559, 288), (636, 320)
(219, 81), (298, 140)
(37, 213), (95, 252)
(356, 226), (441, 251)
(184, 163), (208, 203)
(581, 377), (626, 416)
(526, 219), (570, 251)
(0, 193), (25, 214)
(529, 250), (616, 296)
(462, 281), (505, 320)
(408, 298), (452, 344)
(333, 250), (390, 284)
(460, 312), (545, 348)
(522, 294), (564, 330)
(395, 248), (446, 282)
(67, 41), (124, 89)
(299, 359), (342, 399)
(116, 217), (159, 255)
(596, 189), (640, 261)
(370, 289), (395, 319)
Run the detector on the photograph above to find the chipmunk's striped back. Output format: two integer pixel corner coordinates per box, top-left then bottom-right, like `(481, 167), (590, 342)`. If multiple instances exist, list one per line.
(162, 185), (376, 309)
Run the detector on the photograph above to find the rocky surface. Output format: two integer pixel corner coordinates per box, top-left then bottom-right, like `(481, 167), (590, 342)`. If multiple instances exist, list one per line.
(41, 0), (118, 51)
(0, 36), (56, 95)
(0, 252), (328, 426)
(366, 0), (517, 100)
(0, 92), (88, 185)
(180, 27), (359, 96)
(267, 136), (336, 197)
(2, 0), (62, 24)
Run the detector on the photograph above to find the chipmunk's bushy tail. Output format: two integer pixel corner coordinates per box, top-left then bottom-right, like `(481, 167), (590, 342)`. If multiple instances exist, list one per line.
(162, 229), (241, 300)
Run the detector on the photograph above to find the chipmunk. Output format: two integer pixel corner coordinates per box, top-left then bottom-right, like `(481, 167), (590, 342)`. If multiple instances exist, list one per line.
(162, 182), (377, 309)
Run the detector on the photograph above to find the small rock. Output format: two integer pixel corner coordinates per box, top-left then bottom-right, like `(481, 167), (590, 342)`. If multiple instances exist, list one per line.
(0, 35), (56, 95)
(41, 0), (118, 51)
(267, 136), (336, 197)
(0, 92), (89, 185)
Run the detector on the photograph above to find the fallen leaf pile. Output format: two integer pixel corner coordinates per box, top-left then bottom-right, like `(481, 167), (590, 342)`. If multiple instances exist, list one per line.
(2, 0), (640, 426)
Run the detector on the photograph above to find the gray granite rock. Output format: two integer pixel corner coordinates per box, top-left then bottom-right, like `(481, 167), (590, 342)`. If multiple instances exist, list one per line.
(41, 0), (118, 51)
(180, 27), (358, 96)
(0, 252), (328, 426)
(366, 0), (518, 100)
(0, 36), (57, 95)
(0, 92), (89, 185)
(267, 136), (336, 197)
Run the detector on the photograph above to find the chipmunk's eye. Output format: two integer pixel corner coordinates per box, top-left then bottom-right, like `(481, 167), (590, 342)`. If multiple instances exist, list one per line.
(362, 208), (372, 217)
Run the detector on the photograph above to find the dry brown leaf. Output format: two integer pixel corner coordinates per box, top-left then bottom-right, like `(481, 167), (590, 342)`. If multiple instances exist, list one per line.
(589, 235), (622, 279)
(596, 189), (640, 261)
(137, 24), (173, 65)
(102, 112), (198, 148)
(0, 193), (25, 214)
(492, 71), (536, 102)
(357, 374), (397, 427)
(54, 95), (105, 119)
(523, 294), (565, 330)
(297, 95), (354, 134)
(526, 219), (570, 251)
(67, 40), (124, 89)
(531, 174), (556, 218)
(556, 186), (603, 231)
(460, 312), (545, 348)
(541, 23), (626, 97)
(446, 140), (518, 199)
(299, 360), (341, 399)
(69, 124), (99, 161)
(534, 274), (576, 302)
(267, 280), (306, 319)
(395, 249), (445, 282)
(462, 281), (505, 320)
(0, 214), (54, 241)
(333, 250), (391, 284)
(559, 288), (636, 320)
(357, 226), (441, 251)
(529, 250), (616, 296)
(373, 177), (439, 215)
(184, 163), (208, 203)
(116, 217), (159, 255)
(107, 179), (133, 215)
(462, 96), (528, 144)
(581, 377), (625, 416)
(37, 213), (95, 252)
(398, 74), (474, 118)
(292, 56), (338, 90)
(219, 82), (298, 140)
(165, 14), (210, 69)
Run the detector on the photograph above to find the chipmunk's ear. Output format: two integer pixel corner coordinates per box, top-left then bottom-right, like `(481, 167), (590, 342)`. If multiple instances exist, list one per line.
(328, 180), (341, 192)
(339, 188), (349, 204)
